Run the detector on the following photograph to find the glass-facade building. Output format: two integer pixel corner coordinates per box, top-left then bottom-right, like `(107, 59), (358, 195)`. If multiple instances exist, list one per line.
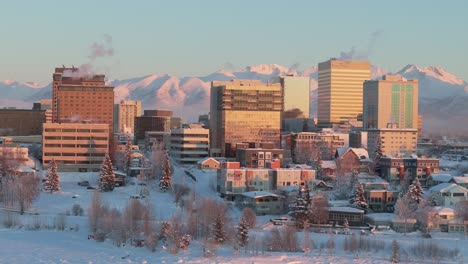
(210, 80), (282, 158)
(363, 75), (418, 129)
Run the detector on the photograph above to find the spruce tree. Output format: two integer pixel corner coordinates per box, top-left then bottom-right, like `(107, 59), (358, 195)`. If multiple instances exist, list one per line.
(350, 182), (368, 212)
(315, 150), (323, 178)
(289, 185), (311, 228)
(374, 136), (383, 175)
(43, 159), (60, 193)
(212, 213), (227, 244)
(236, 217), (249, 247)
(407, 177), (423, 210)
(99, 154), (115, 192)
(159, 152), (172, 192)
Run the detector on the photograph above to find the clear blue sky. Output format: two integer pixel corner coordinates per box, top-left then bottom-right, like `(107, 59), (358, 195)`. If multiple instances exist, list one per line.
(1, 0), (467, 83)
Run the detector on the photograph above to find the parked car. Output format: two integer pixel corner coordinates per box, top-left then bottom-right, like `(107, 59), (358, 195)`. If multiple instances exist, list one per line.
(78, 181), (90, 187)
(87, 186), (96, 190)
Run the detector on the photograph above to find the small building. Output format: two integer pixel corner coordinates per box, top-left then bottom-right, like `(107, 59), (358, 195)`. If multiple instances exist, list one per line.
(429, 183), (468, 206)
(237, 191), (284, 215)
(379, 156), (440, 186)
(328, 207), (364, 226)
(235, 142), (284, 168)
(335, 147), (371, 176)
(197, 157), (221, 170)
(312, 180), (333, 191)
(447, 219), (468, 234)
(321, 160), (336, 177)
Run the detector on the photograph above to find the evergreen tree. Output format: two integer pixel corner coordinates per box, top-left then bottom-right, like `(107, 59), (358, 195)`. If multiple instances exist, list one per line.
(289, 184), (311, 228)
(99, 154), (115, 192)
(236, 217), (249, 247)
(159, 152), (172, 192)
(212, 213), (227, 244)
(391, 239), (399, 263)
(178, 234), (191, 249)
(124, 134), (132, 173)
(43, 159), (60, 193)
(315, 150), (323, 178)
(407, 177), (423, 209)
(350, 182), (368, 212)
(374, 137), (383, 175)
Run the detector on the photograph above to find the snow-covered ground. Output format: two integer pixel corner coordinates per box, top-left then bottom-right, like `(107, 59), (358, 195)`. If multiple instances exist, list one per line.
(1, 164), (467, 263)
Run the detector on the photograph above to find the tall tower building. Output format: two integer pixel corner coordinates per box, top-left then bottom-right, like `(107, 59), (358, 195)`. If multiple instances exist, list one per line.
(279, 75), (310, 119)
(114, 100), (142, 134)
(363, 75), (418, 129)
(210, 80), (282, 158)
(52, 67), (114, 133)
(317, 59), (370, 128)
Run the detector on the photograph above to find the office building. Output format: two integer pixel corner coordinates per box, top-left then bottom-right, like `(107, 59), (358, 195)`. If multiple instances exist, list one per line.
(113, 100), (142, 134)
(363, 75), (418, 129)
(235, 142), (284, 168)
(210, 80), (282, 157)
(317, 59), (370, 128)
(52, 67), (114, 133)
(0, 109), (46, 136)
(380, 156), (440, 186)
(33, 99), (53, 123)
(135, 110), (182, 143)
(42, 122), (109, 172)
(368, 123), (418, 158)
(170, 124), (209, 164)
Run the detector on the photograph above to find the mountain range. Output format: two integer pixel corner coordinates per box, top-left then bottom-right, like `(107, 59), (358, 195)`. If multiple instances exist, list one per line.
(1, 63), (467, 135)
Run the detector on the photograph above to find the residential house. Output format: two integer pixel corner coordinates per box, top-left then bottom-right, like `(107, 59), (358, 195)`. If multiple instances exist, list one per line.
(236, 191), (285, 215)
(379, 156), (439, 186)
(429, 183), (468, 206)
(335, 147), (371, 176)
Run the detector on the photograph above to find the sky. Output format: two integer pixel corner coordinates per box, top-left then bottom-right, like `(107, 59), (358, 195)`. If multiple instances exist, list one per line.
(1, 0), (467, 84)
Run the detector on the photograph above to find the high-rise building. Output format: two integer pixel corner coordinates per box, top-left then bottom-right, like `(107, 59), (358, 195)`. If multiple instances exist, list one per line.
(210, 80), (282, 158)
(363, 75), (418, 129)
(113, 100), (142, 134)
(33, 99), (53, 123)
(52, 67), (114, 133)
(317, 59), (370, 128)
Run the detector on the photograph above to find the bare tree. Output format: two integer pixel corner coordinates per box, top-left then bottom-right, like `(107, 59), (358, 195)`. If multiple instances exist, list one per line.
(454, 198), (468, 221)
(88, 191), (105, 234)
(3, 174), (40, 214)
(394, 194), (414, 234)
(150, 142), (165, 181)
(241, 207), (256, 228)
(310, 192), (329, 227)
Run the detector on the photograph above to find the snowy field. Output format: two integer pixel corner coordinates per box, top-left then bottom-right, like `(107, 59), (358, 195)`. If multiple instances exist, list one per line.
(1, 163), (467, 263)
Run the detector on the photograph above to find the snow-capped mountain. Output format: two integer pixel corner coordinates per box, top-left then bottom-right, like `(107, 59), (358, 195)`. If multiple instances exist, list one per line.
(1, 63), (466, 133)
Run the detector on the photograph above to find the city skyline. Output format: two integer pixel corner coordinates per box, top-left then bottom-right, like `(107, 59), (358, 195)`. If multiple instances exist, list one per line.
(1, 0), (468, 83)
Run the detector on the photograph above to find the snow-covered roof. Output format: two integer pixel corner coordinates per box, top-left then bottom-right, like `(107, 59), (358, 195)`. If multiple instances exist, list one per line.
(430, 174), (453, 182)
(241, 191), (281, 199)
(321, 160), (336, 169)
(197, 157), (220, 164)
(365, 213), (395, 221)
(16, 165), (35, 173)
(453, 176), (468, 184)
(431, 206), (454, 215)
(336, 147), (369, 160)
(286, 164), (313, 169)
(392, 218), (417, 224)
(328, 207), (364, 214)
(430, 183), (468, 193)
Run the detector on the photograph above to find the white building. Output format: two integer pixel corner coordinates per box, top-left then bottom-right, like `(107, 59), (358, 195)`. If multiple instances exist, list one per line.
(429, 183), (468, 206)
(170, 124), (209, 164)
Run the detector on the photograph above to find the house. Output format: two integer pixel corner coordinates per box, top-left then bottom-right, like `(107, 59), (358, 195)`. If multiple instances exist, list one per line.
(312, 180), (333, 191)
(391, 218), (417, 233)
(335, 147), (371, 176)
(357, 175), (398, 213)
(217, 161), (315, 201)
(447, 219), (468, 234)
(328, 207), (364, 226)
(321, 160), (336, 177)
(197, 157), (221, 170)
(425, 206), (455, 232)
(237, 191), (284, 215)
(427, 174), (468, 189)
(429, 183), (468, 206)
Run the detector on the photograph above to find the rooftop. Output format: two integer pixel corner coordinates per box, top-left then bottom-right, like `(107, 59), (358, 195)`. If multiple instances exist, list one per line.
(241, 191), (282, 199)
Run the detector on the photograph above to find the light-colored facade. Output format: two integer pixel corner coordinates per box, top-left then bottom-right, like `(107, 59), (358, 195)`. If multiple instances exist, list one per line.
(368, 125), (418, 158)
(363, 75), (418, 129)
(0, 146), (29, 161)
(42, 123), (109, 172)
(317, 59), (370, 127)
(429, 183), (468, 206)
(170, 124), (209, 164)
(217, 162), (315, 200)
(114, 100), (142, 134)
(281, 76), (310, 118)
(210, 80), (282, 157)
